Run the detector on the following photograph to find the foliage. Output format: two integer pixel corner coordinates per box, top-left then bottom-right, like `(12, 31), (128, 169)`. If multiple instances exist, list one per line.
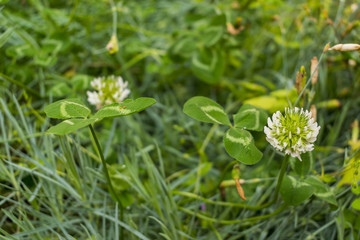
(183, 97), (265, 164)
(1, 0), (360, 239)
(45, 97), (156, 135)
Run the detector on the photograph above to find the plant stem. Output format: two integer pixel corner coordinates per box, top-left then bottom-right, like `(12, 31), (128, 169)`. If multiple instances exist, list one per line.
(178, 204), (287, 225)
(173, 190), (260, 210)
(0, 73), (41, 98)
(256, 154), (289, 209)
(178, 155), (289, 210)
(199, 124), (218, 154)
(194, 124), (218, 194)
(109, 0), (117, 36)
(272, 154), (289, 202)
(294, 52), (325, 107)
(89, 124), (124, 240)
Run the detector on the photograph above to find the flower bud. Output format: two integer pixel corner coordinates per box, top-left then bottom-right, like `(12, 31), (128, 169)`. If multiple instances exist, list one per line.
(329, 43), (360, 52)
(226, 22), (244, 35)
(231, 164), (241, 180)
(106, 35), (119, 54)
(323, 42), (331, 53)
(232, 164), (246, 200)
(295, 66), (306, 96)
(310, 56), (319, 85)
(310, 105), (317, 122)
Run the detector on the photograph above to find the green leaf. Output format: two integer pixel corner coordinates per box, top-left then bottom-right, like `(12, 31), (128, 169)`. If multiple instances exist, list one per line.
(6, 44), (36, 58)
(304, 176), (337, 206)
(233, 104), (268, 131)
(199, 162), (213, 176)
(41, 39), (63, 54)
(321, 174), (337, 183)
(0, 27), (13, 48)
(109, 164), (131, 191)
(280, 175), (314, 206)
(71, 74), (91, 91)
(289, 151), (314, 178)
(47, 118), (97, 135)
(243, 89), (298, 113)
(223, 128), (263, 165)
(118, 191), (135, 208)
(169, 36), (197, 60)
(209, 14), (226, 26)
(191, 48), (225, 84)
(49, 82), (72, 97)
(44, 99), (90, 119)
(92, 97), (156, 119)
(201, 26), (223, 47)
(352, 185), (360, 195)
(183, 96), (231, 126)
(351, 199), (360, 211)
(34, 53), (57, 67)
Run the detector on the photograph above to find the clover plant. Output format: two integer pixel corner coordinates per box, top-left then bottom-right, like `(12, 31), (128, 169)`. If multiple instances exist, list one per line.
(45, 96), (156, 239)
(183, 96), (267, 165)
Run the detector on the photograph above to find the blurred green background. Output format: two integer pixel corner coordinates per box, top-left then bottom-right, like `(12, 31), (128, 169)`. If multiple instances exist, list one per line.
(1, 0), (360, 239)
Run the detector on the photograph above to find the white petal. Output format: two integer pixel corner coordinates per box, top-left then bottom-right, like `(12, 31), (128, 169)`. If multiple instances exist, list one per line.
(87, 91), (101, 105)
(312, 128), (319, 137)
(305, 144), (314, 151)
(266, 137), (276, 147)
(267, 117), (274, 129)
(272, 113), (279, 125)
(306, 132), (312, 139)
(264, 126), (272, 136)
(113, 92), (120, 99)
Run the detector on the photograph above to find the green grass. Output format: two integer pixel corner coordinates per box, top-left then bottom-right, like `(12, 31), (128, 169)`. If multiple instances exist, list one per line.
(1, 0), (360, 239)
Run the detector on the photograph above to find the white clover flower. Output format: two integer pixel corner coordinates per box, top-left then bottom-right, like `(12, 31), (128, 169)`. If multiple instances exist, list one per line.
(87, 75), (130, 109)
(264, 107), (320, 161)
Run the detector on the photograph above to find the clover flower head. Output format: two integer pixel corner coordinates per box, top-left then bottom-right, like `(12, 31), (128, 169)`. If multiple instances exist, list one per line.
(87, 75), (130, 109)
(264, 107), (320, 161)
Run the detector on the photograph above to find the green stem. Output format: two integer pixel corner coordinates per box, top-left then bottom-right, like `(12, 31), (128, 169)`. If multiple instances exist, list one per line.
(199, 124), (218, 153)
(178, 204), (287, 225)
(294, 52), (325, 107)
(257, 154), (289, 209)
(216, 160), (237, 189)
(178, 155), (289, 210)
(306, 218), (336, 239)
(0, 73), (41, 98)
(195, 124), (218, 193)
(271, 154), (289, 202)
(173, 190), (259, 210)
(109, 0), (117, 36)
(89, 124), (124, 240)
